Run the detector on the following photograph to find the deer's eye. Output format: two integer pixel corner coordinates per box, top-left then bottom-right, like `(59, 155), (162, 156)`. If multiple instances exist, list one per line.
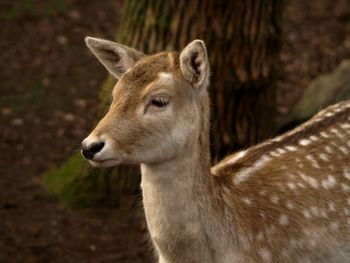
(150, 98), (169, 107)
(144, 95), (170, 114)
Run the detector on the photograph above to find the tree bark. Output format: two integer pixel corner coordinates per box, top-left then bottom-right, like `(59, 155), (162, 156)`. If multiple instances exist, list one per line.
(44, 0), (282, 206)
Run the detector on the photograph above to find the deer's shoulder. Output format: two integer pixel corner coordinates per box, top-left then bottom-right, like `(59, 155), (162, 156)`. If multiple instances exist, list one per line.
(211, 100), (350, 184)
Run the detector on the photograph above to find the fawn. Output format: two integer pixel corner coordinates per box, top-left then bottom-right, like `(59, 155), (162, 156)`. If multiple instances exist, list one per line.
(81, 37), (350, 263)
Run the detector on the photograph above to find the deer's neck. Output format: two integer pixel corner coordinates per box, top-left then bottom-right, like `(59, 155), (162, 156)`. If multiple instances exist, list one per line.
(141, 147), (214, 262)
(140, 94), (225, 262)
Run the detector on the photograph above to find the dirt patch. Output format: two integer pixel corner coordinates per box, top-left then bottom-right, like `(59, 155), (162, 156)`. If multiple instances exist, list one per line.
(0, 0), (349, 262)
(0, 1), (152, 262)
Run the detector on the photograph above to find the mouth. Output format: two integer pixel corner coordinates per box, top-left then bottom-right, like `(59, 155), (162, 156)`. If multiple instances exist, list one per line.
(88, 158), (121, 168)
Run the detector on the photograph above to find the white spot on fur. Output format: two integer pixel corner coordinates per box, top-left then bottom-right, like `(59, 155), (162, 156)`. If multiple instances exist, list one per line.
(309, 239), (317, 248)
(341, 183), (350, 192)
(305, 155), (320, 169)
(321, 175), (337, 189)
(328, 201), (336, 212)
(331, 128), (339, 133)
(234, 155), (271, 185)
(299, 172), (319, 188)
(330, 222), (339, 231)
(297, 182), (306, 188)
(239, 235), (250, 251)
(256, 232), (264, 241)
(270, 195), (279, 204)
(319, 153), (329, 162)
(287, 182), (296, 190)
(304, 209), (312, 219)
(279, 214), (289, 226)
(242, 198), (252, 205)
(270, 151), (281, 157)
(347, 198), (350, 206)
(299, 139), (311, 146)
(340, 123), (350, 129)
(286, 201), (294, 210)
(339, 146), (349, 155)
(258, 247), (272, 262)
(344, 168), (350, 180)
(310, 206), (320, 217)
(309, 135), (318, 141)
(320, 209), (328, 218)
(320, 131), (329, 138)
(277, 148), (286, 154)
(259, 190), (267, 196)
(324, 145), (333, 154)
(285, 145), (298, 152)
(330, 128), (343, 138)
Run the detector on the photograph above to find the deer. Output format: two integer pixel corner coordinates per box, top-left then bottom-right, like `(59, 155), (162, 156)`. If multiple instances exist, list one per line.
(81, 37), (350, 263)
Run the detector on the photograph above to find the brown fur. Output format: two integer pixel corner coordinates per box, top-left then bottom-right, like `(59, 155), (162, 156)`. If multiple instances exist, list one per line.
(213, 101), (350, 262)
(83, 38), (350, 262)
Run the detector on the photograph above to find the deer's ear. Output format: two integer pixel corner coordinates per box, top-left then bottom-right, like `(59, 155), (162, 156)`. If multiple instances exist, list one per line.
(85, 37), (144, 80)
(179, 40), (210, 89)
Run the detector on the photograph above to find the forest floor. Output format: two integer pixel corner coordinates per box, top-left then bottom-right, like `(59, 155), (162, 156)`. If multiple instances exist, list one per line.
(0, 0), (349, 262)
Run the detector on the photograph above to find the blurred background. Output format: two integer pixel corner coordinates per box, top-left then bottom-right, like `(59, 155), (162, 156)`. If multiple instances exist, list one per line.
(0, 0), (349, 262)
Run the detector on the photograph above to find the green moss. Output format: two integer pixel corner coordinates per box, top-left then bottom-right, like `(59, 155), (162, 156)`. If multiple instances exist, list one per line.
(42, 152), (109, 207)
(42, 74), (140, 208)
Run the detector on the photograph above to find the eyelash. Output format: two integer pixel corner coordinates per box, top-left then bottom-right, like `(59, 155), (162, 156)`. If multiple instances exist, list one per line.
(144, 96), (170, 114)
(150, 98), (169, 107)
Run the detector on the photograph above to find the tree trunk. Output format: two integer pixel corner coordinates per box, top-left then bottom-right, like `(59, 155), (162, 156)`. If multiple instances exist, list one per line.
(116, 0), (282, 156)
(44, 0), (282, 206)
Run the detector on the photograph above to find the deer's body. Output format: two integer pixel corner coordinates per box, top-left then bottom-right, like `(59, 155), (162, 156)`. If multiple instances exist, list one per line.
(82, 37), (350, 262)
(211, 101), (350, 262)
(142, 101), (350, 263)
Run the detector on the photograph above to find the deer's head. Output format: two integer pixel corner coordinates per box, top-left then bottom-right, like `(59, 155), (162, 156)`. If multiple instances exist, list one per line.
(81, 38), (210, 167)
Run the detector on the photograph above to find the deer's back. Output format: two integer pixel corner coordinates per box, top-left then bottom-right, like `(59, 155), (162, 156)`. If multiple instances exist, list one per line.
(212, 101), (350, 262)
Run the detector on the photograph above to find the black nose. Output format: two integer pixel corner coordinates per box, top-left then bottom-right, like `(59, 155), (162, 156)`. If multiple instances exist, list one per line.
(81, 141), (105, 160)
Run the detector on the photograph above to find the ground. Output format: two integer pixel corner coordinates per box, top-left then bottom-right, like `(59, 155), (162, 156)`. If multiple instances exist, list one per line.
(0, 0), (349, 262)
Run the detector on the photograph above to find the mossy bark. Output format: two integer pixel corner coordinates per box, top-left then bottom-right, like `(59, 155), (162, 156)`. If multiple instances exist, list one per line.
(44, 0), (282, 207)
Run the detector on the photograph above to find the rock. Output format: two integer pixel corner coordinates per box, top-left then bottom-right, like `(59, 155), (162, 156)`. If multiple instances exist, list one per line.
(89, 244), (97, 252)
(68, 10), (81, 20)
(42, 77), (50, 86)
(1, 107), (12, 115)
(56, 35), (68, 45)
(11, 118), (23, 126)
(291, 60), (350, 121)
(57, 128), (65, 136)
(74, 99), (87, 108)
(63, 113), (75, 122)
